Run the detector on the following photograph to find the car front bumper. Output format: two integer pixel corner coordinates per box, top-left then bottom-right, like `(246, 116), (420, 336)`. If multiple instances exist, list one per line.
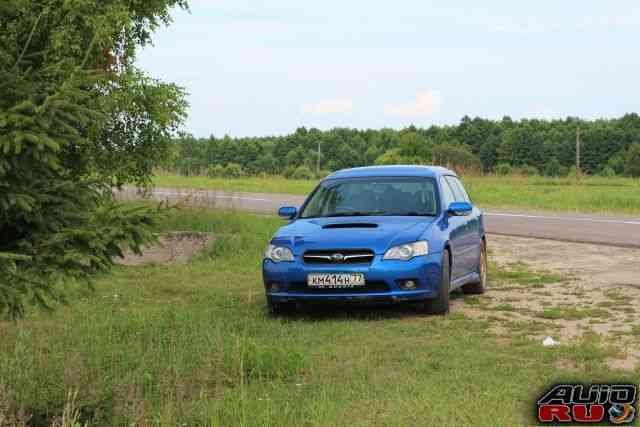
(262, 252), (443, 304)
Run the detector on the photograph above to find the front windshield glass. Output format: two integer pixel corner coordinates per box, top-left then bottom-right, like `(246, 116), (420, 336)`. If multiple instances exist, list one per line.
(300, 177), (438, 218)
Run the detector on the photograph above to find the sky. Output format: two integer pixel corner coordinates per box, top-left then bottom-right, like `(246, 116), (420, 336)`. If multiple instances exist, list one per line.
(137, 0), (640, 137)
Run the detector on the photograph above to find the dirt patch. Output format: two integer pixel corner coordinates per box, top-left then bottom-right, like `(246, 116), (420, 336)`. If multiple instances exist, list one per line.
(454, 234), (640, 370)
(117, 232), (215, 266)
(487, 234), (640, 289)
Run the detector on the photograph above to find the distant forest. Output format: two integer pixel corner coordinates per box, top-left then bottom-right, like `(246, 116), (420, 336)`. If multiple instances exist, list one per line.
(169, 114), (640, 179)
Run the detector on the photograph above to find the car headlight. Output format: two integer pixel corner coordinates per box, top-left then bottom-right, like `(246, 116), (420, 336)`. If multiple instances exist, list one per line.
(264, 244), (294, 262)
(383, 241), (429, 261)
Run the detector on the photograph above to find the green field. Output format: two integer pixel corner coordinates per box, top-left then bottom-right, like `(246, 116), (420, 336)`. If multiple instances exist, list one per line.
(154, 174), (640, 216)
(1, 210), (637, 426)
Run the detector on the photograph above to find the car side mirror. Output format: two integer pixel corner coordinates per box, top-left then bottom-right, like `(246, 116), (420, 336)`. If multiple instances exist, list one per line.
(447, 201), (473, 216)
(278, 206), (297, 219)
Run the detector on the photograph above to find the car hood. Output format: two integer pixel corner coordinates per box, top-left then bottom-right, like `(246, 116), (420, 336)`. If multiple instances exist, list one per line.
(271, 216), (436, 255)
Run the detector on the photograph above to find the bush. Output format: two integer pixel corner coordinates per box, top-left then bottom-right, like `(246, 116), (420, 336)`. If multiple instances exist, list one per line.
(517, 165), (539, 177)
(316, 169), (332, 179)
(607, 150), (627, 175)
(625, 143), (640, 178)
(291, 166), (315, 180)
(543, 158), (564, 177)
(282, 166), (296, 178)
(432, 143), (483, 174)
(374, 149), (408, 165)
(495, 163), (512, 176)
(223, 163), (245, 178)
(207, 164), (225, 178)
(599, 166), (616, 177)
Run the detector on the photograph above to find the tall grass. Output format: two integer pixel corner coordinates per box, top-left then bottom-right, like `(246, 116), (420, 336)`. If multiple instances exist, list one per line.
(0, 210), (637, 425)
(153, 174), (640, 215)
(464, 175), (640, 215)
(154, 174), (317, 195)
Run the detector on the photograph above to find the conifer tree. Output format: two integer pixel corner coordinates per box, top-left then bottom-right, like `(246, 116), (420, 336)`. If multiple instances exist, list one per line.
(0, 0), (188, 318)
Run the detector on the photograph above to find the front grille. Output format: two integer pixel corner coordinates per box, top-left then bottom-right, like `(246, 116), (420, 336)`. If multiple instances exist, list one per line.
(303, 249), (375, 265)
(288, 280), (389, 294)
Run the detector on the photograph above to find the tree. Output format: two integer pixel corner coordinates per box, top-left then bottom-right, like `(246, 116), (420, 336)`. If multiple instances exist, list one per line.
(396, 132), (432, 159)
(374, 149), (410, 165)
(291, 165), (314, 180)
(0, 0), (188, 318)
(432, 144), (482, 174)
(543, 157), (563, 177)
(169, 115), (640, 180)
(625, 143), (640, 177)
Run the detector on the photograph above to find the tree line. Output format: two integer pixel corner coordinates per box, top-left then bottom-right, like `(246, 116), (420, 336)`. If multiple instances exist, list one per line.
(170, 114), (640, 179)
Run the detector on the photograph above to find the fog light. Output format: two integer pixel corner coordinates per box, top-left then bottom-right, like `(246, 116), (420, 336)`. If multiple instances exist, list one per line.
(399, 280), (417, 290)
(267, 282), (281, 292)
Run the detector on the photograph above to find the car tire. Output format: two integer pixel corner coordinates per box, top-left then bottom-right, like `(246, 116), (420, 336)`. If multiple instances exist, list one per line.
(423, 249), (450, 315)
(463, 239), (487, 295)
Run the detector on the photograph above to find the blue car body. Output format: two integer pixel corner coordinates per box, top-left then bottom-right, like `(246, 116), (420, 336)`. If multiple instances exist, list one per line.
(262, 165), (485, 309)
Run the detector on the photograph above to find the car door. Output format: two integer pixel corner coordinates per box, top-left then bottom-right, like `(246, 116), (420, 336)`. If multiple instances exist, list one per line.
(440, 177), (467, 281)
(445, 176), (481, 276)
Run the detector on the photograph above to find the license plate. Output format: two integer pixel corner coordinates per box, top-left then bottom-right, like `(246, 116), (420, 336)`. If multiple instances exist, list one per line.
(307, 273), (365, 288)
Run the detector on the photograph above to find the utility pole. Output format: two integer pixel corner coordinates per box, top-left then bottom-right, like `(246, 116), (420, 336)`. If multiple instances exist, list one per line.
(576, 127), (581, 184)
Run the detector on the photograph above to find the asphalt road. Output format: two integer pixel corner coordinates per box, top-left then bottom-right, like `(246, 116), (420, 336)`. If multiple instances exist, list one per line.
(117, 186), (640, 248)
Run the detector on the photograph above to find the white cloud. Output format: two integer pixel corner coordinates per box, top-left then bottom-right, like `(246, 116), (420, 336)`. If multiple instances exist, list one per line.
(302, 98), (353, 114)
(384, 90), (442, 118)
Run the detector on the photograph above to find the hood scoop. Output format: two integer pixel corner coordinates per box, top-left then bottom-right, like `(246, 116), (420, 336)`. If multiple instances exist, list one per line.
(322, 223), (378, 229)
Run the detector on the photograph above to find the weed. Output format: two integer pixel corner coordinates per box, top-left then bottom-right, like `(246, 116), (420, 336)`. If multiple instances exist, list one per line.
(491, 262), (566, 287)
(537, 306), (611, 320)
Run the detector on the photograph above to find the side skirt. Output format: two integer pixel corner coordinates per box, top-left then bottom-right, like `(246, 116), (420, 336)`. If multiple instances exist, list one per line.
(450, 272), (480, 290)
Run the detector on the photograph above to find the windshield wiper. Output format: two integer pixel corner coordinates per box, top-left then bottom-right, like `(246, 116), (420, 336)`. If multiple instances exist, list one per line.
(320, 210), (387, 217)
(394, 211), (437, 217)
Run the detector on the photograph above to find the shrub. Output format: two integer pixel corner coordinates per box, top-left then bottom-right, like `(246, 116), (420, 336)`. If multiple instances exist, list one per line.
(518, 165), (539, 177)
(432, 143), (483, 174)
(599, 166), (616, 177)
(625, 143), (640, 178)
(223, 163), (245, 178)
(543, 158), (563, 177)
(207, 164), (225, 178)
(607, 150), (627, 175)
(282, 166), (296, 178)
(291, 166), (314, 180)
(316, 169), (332, 179)
(494, 163), (512, 176)
(374, 149), (408, 165)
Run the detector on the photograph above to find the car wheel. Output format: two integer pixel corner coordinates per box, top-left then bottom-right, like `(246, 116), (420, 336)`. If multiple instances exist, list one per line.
(463, 239), (487, 295)
(423, 249), (450, 315)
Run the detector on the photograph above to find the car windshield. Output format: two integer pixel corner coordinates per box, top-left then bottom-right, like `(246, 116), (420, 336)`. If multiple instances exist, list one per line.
(300, 177), (438, 218)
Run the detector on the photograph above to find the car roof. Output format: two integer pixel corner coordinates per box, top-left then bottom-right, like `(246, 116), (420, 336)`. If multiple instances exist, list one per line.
(325, 165), (457, 180)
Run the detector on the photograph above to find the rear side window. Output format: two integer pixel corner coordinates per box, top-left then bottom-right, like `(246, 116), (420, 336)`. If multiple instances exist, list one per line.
(444, 176), (471, 203)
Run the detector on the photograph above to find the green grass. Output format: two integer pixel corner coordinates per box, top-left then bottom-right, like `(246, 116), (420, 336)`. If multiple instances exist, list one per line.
(154, 174), (316, 195)
(537, 306), (612, 320)
(463, 175), (640, 215)
(490, 262), (566, 287)
(154, 173), (640, 215)
(0, 210), (637, 426)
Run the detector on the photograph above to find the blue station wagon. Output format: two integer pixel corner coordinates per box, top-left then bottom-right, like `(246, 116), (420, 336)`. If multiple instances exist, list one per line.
(262, 165), (487, 315)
